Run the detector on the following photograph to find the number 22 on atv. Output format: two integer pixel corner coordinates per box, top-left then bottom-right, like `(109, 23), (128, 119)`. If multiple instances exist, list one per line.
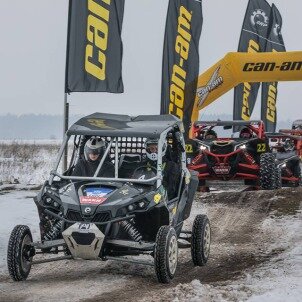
(257, 143), (266, 152)
(85, 0), (111, 81)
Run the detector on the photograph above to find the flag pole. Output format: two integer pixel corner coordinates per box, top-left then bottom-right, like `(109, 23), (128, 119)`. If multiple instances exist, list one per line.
(63, 93), (69, 171)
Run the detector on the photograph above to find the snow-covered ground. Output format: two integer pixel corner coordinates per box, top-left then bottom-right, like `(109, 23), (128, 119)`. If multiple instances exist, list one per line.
(0, 191), (40, 275)
(164, 212), (302, 302)
(0, 189), (301, 301)
(0, 142), (60, 185)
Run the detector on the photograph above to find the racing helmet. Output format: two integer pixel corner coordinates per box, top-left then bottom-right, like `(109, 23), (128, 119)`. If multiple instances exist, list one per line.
(204, 129), (217, 140)
(84, 137), (106, 161)
(195, 127), (205, 140)
(283, 138), (295, 152)
(292, 123), (302, 130)
(145, 139), (167, 161)
(239, 127), (253, 139)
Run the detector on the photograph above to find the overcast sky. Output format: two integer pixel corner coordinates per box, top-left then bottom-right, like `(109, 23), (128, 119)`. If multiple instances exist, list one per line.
(0, 0), (301, 121)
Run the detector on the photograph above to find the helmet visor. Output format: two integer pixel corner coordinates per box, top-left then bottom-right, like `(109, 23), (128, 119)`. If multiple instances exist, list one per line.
(146, 144), (158, 154)
(240, 132), (252, 138)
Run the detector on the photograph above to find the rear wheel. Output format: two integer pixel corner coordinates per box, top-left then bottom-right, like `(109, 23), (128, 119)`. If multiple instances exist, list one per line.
(293, 162), (301, 187)
(191, 214), (211, 266)
(275, 166), (282, 189)
(259, 153), (277, 190)
(7, 225), (34, 281)
(154, 226), (178, 283)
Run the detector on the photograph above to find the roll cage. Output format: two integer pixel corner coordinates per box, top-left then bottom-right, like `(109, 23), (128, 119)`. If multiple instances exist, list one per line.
(192, 120), (266, 141)
(49, 113), (187, 188)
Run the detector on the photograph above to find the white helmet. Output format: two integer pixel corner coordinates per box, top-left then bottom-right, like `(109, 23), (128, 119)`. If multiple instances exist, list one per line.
(84, 137), (106, 161)
(145, 139), (167, 162)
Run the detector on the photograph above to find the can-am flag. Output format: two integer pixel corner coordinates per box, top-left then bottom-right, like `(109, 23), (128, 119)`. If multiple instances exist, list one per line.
(261, 4), (286, 132)
(65, 0), (125, 93)
(161, 0), (203, 136)
(234, 0), (271, 123)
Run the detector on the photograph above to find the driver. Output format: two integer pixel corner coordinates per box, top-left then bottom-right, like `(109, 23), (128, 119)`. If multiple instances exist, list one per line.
(292, 121), (302, 131)
(239, 127), (253, 139)
(204, 129), (218, 140)
(72, 137), (114, 177)
(133, 139), (180, 199)
(195, 129), (205, 140)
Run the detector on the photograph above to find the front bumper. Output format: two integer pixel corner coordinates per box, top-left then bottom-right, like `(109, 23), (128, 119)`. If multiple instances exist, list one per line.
(62, 223), (105, 260)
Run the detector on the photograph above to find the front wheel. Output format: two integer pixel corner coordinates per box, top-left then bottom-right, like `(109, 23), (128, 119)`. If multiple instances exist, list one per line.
(7, 225), (34, 281)
(259, 153), (277, 190)
(275, 166), (282, 189)
(293, 162), (301, 187)
(191, 214), (211, 266)
(154, 226), (178, 283)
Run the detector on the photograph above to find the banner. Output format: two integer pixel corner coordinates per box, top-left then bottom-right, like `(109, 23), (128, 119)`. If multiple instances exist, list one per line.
(161, 0), (203, 136)
(261, 4), (286, 132)
(233, 0), (271, 122)
(65, 0), (125, 93)
(191, 51), (302, 133)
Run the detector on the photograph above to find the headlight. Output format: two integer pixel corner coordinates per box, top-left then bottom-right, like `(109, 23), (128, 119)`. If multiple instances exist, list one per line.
(53, 201), (60, 208)
(281, 163), (286, 168)
(239, 144), (247, 150)
(200, 146), (207, 151)
(138, 201), (146, 208)
(127, 204), (136, 211)
(126, 199), (149, 213)
(45, 197), (52, 204)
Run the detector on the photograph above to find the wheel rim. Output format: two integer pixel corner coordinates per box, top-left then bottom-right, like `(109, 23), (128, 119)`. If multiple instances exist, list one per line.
(203, 223), (211, 258)
(21, 234), (32, 273)
(168, 235), (178, 275)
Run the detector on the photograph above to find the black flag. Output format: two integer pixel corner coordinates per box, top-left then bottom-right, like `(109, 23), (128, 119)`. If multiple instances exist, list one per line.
(161, 0), (203, 136)
(234, 0), (271, 122)
(65, 0), (125, 93)
(261, 4), (286, 132)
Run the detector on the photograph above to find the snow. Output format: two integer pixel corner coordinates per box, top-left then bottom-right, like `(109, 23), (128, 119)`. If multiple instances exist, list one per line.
(168, 209), (302, 302)
(0, 191), (40, 275)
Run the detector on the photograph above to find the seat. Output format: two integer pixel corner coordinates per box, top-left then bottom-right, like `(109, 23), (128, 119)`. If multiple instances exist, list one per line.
(118, 154), (142, 178)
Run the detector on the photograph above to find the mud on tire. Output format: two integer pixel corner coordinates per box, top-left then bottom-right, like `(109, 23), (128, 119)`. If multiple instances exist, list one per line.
(191, 214), (211, 266)
(293, 162), (301, 187)
(275, 166), (282, 189)
(260, 153), (277, 190)
(7, 225), (34, 281)
(154, 226), (178, 284)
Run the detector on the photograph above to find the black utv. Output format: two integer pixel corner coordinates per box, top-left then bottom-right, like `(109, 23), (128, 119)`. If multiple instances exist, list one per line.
(7, 113), (211, 283)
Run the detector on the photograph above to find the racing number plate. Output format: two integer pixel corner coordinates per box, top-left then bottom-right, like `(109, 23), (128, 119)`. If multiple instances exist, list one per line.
(213, 165), (231, 175)
(80, 196), (107, 205)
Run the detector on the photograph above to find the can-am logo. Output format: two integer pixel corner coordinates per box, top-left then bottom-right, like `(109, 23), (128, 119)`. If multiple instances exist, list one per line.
(273, 23), (282, 37)
(250, 9), (269, 30)
(196, 66), (223, 107)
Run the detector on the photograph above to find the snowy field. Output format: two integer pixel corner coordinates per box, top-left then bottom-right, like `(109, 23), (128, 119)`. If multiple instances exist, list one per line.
(0, 188), (301, 302)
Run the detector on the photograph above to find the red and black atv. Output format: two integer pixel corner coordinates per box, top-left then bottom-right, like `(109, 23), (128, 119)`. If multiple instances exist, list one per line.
(267, 129), (302, 187)
(188, 120), (279, 191)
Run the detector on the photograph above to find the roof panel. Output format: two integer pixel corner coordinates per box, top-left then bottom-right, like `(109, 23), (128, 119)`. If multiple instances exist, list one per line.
(67, 112), (182, 137)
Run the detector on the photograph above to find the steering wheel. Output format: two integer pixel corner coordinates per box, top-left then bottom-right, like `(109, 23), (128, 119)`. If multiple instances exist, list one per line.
(132, 165), (157, 180)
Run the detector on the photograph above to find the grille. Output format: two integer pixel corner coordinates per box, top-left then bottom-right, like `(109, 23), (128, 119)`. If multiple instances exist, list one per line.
(92, 212), (111, 223)
(211, 143), (234, 155)
(71, 232), (95, 245)
(66, 210), (83, 222)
